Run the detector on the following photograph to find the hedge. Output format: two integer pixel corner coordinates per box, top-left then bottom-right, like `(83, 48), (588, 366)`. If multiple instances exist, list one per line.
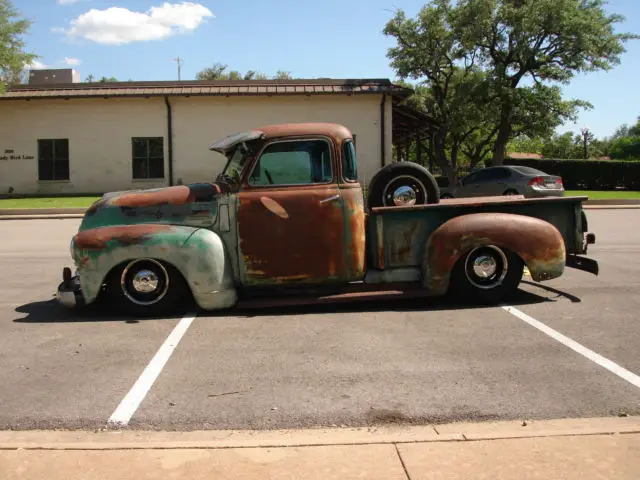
(500, 158), (640, 190)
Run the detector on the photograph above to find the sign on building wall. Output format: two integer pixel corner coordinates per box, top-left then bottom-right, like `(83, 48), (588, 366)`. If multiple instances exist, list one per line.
(0, 149), (34, 161)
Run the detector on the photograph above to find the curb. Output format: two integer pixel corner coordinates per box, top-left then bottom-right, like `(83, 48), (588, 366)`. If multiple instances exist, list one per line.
(0, 214), (85, 221)
(0, 416), (638, 451)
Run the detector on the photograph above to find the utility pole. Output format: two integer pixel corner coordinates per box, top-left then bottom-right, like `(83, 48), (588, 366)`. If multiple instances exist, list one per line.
(173, 56), (184, 81)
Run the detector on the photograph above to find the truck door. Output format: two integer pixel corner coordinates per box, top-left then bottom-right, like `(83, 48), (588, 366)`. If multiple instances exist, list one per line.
(236, 136), (347, 287)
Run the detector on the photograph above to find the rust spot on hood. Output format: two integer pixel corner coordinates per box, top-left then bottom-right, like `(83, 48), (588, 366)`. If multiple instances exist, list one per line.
(111, 186), (195, 208)
(74, 224), (173, 250)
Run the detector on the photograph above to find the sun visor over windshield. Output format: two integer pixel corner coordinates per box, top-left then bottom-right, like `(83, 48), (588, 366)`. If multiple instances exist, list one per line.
(208, 130), (265, 154)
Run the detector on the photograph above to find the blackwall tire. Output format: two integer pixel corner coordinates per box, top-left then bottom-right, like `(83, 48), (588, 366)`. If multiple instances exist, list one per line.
(450, 245), (524, 305)
(367, 162), (440, 209)
(104, 258), (190, 317)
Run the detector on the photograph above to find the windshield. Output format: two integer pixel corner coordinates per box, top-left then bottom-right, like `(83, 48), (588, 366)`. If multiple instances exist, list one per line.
(218, 144), (250, 183)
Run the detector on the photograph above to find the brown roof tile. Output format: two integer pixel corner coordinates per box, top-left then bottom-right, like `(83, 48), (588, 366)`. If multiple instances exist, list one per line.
(0, 78), (411, 100)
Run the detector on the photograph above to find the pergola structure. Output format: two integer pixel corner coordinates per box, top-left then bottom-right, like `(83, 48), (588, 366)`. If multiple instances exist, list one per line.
(391, 97), (439, 171)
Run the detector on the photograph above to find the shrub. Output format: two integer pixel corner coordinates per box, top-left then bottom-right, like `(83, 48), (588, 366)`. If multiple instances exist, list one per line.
(502, 158), (640, 190)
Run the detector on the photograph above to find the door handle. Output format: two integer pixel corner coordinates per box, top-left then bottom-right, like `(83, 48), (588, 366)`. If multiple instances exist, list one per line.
(319, 194), (340, 204)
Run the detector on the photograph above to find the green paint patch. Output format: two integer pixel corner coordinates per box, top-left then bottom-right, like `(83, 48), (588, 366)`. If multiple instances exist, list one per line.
(0, 197), (100, 209)
(566, 190), (640, 199)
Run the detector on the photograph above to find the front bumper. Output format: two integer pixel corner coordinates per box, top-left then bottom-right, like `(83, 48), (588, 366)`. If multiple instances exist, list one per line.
(56, 267), (85, 308)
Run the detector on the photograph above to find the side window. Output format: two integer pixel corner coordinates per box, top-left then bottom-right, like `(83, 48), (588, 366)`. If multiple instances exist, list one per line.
(341, 139), (358, 181)
(462, 172), (477, 185)
(494, 168), (511, 179)
(38, 138), (69, 181)
(249, 139), (332, 186)
(132, 137), (164, 179)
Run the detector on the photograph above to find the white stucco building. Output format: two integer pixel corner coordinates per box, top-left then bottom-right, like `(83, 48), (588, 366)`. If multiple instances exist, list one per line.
(0, 75), (431, 196)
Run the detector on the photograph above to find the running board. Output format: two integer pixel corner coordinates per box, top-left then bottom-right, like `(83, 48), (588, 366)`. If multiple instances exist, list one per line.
(236, 287), (430, 310)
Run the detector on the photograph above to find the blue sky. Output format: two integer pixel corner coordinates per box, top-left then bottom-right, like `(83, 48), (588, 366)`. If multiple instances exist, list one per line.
(15, 0), (640, 139)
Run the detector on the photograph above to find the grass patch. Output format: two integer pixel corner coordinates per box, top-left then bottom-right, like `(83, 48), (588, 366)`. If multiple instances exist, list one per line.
(566, 190), (640, 199)
(0, 196), (100, 209)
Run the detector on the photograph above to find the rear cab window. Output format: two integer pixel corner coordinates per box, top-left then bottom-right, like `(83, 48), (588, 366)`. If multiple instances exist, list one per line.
(341, 139), (358, 182)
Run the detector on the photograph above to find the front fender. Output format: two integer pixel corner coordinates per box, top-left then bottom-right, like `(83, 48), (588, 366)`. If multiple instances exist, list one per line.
(423, 213), (566, 295)
(71, 224), (237, 309)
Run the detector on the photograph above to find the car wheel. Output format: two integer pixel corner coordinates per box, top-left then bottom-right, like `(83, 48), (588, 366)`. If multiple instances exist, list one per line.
(450, 245), (524, 305)
(503, 189), (519, 196)
(367, 162), (440, 209)
(104, 258), (190, 317)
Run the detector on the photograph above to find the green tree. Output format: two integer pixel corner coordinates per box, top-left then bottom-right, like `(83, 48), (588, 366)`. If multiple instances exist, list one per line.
(196, 63), (294, 80)
(384, 3), (501, 184)
(606, 117), (640, 160)
(0, 0), (36, 91)
(98, 76), (118, 82)
(454, 0), (638, 165)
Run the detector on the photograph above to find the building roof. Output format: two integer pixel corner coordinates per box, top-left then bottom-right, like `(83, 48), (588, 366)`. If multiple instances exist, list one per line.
(0, 78), (412, 100)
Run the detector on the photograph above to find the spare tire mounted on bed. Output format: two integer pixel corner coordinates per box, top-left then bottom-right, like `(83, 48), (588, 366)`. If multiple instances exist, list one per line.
(367, 162), (440, 209)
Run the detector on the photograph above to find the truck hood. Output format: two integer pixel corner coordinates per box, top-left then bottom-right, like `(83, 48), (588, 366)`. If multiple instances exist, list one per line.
(79, 183), (224, 232)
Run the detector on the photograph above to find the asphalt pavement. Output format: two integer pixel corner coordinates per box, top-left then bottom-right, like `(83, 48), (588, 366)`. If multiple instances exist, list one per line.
(0, 211), (639, 431)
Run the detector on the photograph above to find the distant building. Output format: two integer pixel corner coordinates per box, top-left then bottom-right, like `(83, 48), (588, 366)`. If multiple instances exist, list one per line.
(28, 68), (81, 85)
(0, 70), (433, 195)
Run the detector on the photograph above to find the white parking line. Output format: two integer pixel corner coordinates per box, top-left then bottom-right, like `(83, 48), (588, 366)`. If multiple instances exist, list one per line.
(503, 305), (640, 390)
(107, 312), (198, 426)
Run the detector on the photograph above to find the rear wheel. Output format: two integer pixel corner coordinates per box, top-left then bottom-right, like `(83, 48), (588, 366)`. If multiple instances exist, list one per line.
(450, 245), (524, 305)
(503, 189), (519, 196)
(104, 258), (190, 316)
(367, 162), (440, 209)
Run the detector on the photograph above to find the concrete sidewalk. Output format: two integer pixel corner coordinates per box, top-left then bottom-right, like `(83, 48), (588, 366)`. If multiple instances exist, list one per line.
(1, 416), (638, 479)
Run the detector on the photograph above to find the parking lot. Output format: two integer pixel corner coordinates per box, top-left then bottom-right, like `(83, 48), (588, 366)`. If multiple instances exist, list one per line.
(0, 209), (639, 432)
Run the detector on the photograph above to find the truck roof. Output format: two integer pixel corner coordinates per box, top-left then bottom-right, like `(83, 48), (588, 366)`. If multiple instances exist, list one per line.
(209, 122), (353, 154)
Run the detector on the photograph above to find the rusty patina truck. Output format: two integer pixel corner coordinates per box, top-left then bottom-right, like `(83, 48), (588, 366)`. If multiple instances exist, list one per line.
(56, 123), (598, 316)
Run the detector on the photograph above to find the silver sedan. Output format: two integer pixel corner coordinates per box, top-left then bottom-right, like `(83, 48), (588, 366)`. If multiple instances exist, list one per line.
(441, 166), (565, 199)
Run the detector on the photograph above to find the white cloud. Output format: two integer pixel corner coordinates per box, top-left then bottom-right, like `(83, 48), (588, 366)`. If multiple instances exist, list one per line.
(62, 57), (81, 65)
(56, 2), (214, 45)
(27, 60), (48, 69)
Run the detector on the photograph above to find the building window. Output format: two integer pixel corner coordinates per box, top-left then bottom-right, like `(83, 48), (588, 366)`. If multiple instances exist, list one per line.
(38, 139), (69, 181)
(132, 137), (164, 179)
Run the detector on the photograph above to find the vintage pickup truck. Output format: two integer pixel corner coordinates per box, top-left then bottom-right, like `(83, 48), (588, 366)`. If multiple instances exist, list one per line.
(56, 122), (598, 316)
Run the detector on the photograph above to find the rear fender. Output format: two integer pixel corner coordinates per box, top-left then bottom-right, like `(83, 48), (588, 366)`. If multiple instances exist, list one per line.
(422, 213), (566, 295)
(71, 224), (237, 310)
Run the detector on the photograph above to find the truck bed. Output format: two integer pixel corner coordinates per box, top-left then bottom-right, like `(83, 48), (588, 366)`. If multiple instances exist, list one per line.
(367, 195), (589, 272)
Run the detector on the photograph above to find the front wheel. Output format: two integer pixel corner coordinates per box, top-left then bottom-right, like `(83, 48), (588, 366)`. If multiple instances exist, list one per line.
(104, 258), (190, 316)
(450, 245), (524, 305)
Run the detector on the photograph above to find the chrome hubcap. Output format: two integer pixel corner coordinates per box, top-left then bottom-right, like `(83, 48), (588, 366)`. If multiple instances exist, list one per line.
(464, 245), (508, 290)
(120, 258), (170, 306)
(472, 255), (497, 278)
(132, 269), (159, 293)
(392, 185), (417, 206)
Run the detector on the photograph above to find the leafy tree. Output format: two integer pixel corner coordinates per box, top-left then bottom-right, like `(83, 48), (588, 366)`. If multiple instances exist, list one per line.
(607, 116), (640, 160)
(85, 74), (95, 82)
(384, 3), (501, 184)
(385, 0), (638, 175)
(273, 70), (293, 80)
(454, 0), (638, 165)
(196, 63), (292, 81)
(0, 0), (36, 91)
(98, 76), (117, 82)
